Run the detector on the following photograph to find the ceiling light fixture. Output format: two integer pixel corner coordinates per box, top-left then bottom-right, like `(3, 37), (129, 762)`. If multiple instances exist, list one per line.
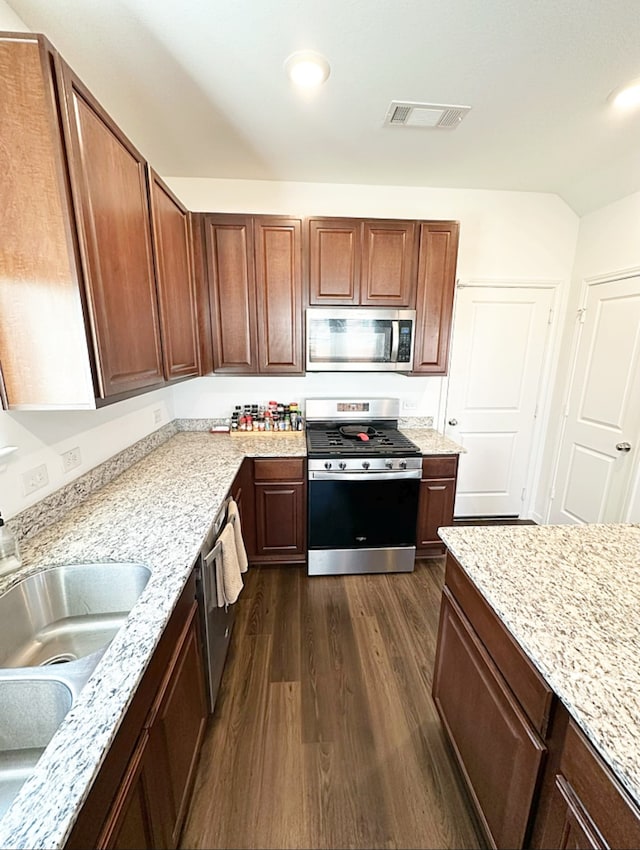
(609, 77), (640, 109)
(284, 50), (330, 88)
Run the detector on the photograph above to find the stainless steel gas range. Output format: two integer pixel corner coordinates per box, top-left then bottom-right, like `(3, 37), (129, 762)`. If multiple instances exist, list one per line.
(305, 398), (422, 576)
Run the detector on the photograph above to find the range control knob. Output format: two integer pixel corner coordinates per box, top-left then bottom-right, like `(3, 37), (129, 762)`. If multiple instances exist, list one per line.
(324, 461), (332, 470)
(385, 460), (393, 469)
(399, 460), (408, 469)
(339, 461), (347, 470)
(362, 461), (370, 469)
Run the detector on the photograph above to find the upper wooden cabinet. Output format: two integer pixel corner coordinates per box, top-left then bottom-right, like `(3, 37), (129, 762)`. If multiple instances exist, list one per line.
(361, 219), (417, 306)
(204, 214), (304, 375)
(147, 169), (200, 381)
(308, 217), (417, 307)
(60, 61), (165, 398)
(412, 221), (459, 374)
(0, 33), (201, 408)
(309, 218), (361, 305)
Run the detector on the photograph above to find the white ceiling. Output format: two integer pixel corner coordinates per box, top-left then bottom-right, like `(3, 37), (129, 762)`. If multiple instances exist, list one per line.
(7, 0), (640, 215)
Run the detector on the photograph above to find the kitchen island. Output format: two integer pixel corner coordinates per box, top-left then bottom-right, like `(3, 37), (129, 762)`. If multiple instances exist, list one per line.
(0, 423), (461, 849)
(437, 523), (640, 848)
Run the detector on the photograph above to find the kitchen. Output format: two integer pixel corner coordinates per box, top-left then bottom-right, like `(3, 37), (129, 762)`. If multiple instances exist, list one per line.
(1, 1), (639, 848)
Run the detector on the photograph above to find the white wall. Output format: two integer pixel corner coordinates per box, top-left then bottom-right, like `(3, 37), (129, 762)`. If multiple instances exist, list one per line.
(0, 389), (175, 519)
(167, 178), (578, 283)
(1, 175), (578, 520)
(0, 3), (177, 521)
(533, 191), (640, 523)
(0, 0), (28, 30)
(168, 178), (579, 444)
(0, 0), (579, 519)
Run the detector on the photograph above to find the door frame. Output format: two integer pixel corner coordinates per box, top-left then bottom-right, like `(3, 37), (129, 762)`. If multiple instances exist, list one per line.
(442, 276), (565, 520)
(546, 267), (640, 524)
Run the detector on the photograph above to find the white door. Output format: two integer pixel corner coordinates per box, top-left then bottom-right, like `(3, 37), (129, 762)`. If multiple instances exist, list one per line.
(445, 286), (555, 517)
(549, 276), (640, 524)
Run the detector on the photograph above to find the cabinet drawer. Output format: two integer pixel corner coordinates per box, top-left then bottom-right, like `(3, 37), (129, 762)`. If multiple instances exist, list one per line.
(253, 457), (304, 482)
(445, 553), (553, 738)
(422, 455), (458, 478)
(557, 721), (640, 849)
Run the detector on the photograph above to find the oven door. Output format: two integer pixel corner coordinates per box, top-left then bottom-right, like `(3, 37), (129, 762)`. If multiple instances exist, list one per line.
(307, 470), (420, 575)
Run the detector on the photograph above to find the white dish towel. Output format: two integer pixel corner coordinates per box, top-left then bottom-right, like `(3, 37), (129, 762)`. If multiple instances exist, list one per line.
(227, 499), (248, 574)
(216, 523), (243, 607)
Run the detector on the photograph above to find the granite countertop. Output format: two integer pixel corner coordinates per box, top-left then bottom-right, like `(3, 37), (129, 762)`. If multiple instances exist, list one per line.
(0, 424), (458, 849)
(438, 523), (640, 809)
(0, 431), (300, 850)
(399, 427), (465, 455)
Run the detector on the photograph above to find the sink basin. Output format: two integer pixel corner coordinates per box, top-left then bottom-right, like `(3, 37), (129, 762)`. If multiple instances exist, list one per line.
(0, 563), (152, 668)
(0, 676), (73, 818)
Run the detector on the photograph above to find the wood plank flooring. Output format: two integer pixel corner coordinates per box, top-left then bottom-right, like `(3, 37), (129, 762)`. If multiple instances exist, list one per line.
(180, 559), (484, 849)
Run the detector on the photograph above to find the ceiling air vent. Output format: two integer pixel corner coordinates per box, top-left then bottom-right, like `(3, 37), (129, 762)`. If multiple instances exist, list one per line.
(385, 101), (471, 129)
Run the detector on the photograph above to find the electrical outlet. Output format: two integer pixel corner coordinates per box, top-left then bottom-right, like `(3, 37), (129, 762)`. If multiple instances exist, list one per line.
(61, 446), (82, 473)
(22, 463), (49, 496)
(153, 408), (162, 425)
(401, 399), (418, 412)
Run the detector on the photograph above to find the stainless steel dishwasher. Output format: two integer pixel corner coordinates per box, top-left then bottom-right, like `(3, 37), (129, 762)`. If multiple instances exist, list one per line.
(195, 499), (238, 713)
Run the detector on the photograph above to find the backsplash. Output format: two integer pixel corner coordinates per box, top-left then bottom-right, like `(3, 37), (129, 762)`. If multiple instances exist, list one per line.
(8, 422), (177, 544)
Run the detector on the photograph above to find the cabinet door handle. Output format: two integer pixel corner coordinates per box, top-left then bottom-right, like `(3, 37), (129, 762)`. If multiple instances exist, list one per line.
(448, 418), (458, 426)
(616, 442), (632, 452)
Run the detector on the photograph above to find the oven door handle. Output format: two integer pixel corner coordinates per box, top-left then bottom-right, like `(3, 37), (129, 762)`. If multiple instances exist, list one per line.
(309, 469), (421, 481)
(390, 320), (400, 362)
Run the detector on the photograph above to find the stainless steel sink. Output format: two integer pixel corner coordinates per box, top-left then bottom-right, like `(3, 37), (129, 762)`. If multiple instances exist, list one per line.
(0, 675), (73, 818)
(0, 562), (152, 668)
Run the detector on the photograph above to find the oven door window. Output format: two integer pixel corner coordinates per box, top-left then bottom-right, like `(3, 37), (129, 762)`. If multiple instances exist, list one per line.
(308, 318), (393, 364)
(308, 477), (419, 549)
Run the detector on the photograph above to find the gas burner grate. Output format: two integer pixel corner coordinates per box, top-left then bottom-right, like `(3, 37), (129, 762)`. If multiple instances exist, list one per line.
(306, 427), (421, 458)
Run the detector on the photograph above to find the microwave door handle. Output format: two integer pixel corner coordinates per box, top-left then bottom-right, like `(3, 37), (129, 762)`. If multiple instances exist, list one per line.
(390, 320), (400, 362)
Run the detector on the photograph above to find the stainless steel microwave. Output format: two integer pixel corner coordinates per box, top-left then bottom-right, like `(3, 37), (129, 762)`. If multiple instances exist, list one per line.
(305, 308), (416, 372)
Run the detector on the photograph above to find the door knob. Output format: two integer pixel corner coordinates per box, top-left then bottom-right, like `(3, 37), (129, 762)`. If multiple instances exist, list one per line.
(448, 419), (458, 426)
(616, 442), (632, 452)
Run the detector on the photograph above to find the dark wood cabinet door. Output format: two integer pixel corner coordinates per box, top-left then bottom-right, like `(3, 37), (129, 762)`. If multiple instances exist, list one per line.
(413, 221), (459, 374)
(254, 217), (304, 373)
(308, 218), (361, 304)
(433, 590), (546, 849)
(59, 63), (164, 398)
(417, 478), (456, 548)
(230, 458), (255, 558)
(97, 731), (156, 850)
(417, 456), (458, 554)
(254, 482), (306, 558)
(148, 169), (199, 381)
(0, 35), (98, 409)
(550, 777), (607, 850)
(360, 220), (417, 306)
(147, 603), (207, 849)
(204, 215), (258, 373)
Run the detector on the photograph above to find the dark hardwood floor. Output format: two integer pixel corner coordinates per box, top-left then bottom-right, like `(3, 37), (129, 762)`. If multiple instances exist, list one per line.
(180, 558), (484, 850)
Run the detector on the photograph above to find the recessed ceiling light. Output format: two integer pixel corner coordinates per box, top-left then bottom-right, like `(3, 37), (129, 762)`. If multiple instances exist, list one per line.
(284, 50), (330, 88)
(609, 77), (640, 109)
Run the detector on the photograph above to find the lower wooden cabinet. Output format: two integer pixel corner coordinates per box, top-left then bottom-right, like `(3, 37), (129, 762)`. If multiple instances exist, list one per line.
(65, 576), (207, 850)
(96, 731), (160, 850)
(436, 551), (640, 850)
(251, 458), (306, 564)
(433, 587), (546, 849)
(416, 455), (458, 555)
(536, 720), (640, 850)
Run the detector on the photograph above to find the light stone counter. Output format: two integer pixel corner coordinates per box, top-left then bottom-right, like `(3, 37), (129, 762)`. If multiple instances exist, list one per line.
(438, 523), (640, 809)
(0, 430), (303, 850)
(0, 422), (463, 848)
(399, 427), (465, 455)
